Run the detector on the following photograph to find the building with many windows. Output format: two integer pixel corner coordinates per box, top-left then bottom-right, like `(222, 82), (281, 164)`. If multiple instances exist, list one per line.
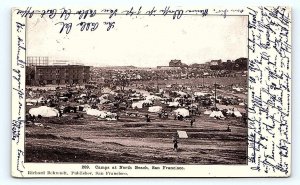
(26, 65), (90, 85)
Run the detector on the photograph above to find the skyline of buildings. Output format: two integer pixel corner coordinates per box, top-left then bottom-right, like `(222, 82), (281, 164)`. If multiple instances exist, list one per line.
(26, 56), (247, 68)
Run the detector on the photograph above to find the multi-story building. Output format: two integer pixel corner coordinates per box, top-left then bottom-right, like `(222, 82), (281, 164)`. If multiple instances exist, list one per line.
(169, 59), (183, 67)
(209, 59), (222, 66)
(26, 65), (90, 85)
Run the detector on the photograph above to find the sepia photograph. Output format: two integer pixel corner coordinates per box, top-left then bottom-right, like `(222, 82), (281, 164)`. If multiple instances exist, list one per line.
(23, 14), (249, 165)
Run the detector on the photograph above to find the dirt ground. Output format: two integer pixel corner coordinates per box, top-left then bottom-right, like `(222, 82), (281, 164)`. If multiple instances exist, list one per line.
(25, 111), (247, 164)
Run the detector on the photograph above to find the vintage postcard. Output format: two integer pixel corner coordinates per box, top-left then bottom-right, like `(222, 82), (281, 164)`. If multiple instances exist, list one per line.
(11, 6), (291, 177)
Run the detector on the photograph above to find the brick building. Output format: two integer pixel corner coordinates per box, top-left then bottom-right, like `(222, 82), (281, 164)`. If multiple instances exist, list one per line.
(26, 65), (90, 85)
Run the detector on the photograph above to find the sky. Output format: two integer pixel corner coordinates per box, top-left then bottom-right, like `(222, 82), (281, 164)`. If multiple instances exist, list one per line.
(27, 13), (248, 67)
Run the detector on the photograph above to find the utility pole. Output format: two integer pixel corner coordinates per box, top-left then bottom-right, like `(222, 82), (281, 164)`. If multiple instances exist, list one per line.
(156, 73), (159, 92)
(214, 82), (217, 109)
(202, 74), (204, 88)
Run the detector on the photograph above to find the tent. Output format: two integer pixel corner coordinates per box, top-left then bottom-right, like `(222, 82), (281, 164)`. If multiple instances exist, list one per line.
(145, 95), (161, 101)
(86, 108), (107, 118)
(226, 109), (234, 115)
(209, 111), (224, 118)
(234, 110), (242, 117)
(174, 108), (190, 117)
(148, 106), (162, 113)
(194, 92), (207, 96)
(136, 74), (142, 79)
(168, 102), (180, 107)
(175, 91), (187, 97)
(26, 97), (45, 104)
(29, 106), (59, 117)
(38, 97), (46, 103)
(204, 110), (212, 115)
(132, 101), (144, 109)
(26, 98), (38, 104)
(132, 100), (152, 109)
(177, 130), (188, 138)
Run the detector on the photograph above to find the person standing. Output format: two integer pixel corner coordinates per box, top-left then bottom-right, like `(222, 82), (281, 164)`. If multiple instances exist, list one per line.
(190, 118), (195, 127)
(172, 134), (179, 152)
(173, 139), (178, 151)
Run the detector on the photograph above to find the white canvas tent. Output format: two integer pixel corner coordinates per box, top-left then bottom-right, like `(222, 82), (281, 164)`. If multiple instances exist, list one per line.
(194, 92), (208, 96)
(174, 108), (190, 117)
(175, 91), (187, 97)
(29, 106), (59, 117)
(168, 102), (180, 107)
(38, 97), (46, 103)
(132, 101), (143, 109)
(226, 109), (234, 115)
(148, 106), (162, 113)
(177, 130), (188, 138)
(26, 98), (38, 104)
(234, 110), (242, 117)
(204, 110), (212, 115)
(209, 111), (224, 118)
(26, 97), (45, 104)
(132, 100), (152, 109)
(86, 108), (108, 118)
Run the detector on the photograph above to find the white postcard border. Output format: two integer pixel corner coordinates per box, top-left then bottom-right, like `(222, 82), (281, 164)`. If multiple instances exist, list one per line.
(11, 6), (292, 177)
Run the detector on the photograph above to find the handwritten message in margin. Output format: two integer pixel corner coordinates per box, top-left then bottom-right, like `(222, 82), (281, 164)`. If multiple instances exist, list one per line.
(247, 6), (291, 175)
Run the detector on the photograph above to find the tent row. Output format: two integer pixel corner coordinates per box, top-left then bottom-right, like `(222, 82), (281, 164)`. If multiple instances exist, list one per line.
(28, 105), (242, 119)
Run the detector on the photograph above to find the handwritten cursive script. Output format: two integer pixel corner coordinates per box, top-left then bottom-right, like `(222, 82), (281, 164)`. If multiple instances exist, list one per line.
(247, 6), (291, 175)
